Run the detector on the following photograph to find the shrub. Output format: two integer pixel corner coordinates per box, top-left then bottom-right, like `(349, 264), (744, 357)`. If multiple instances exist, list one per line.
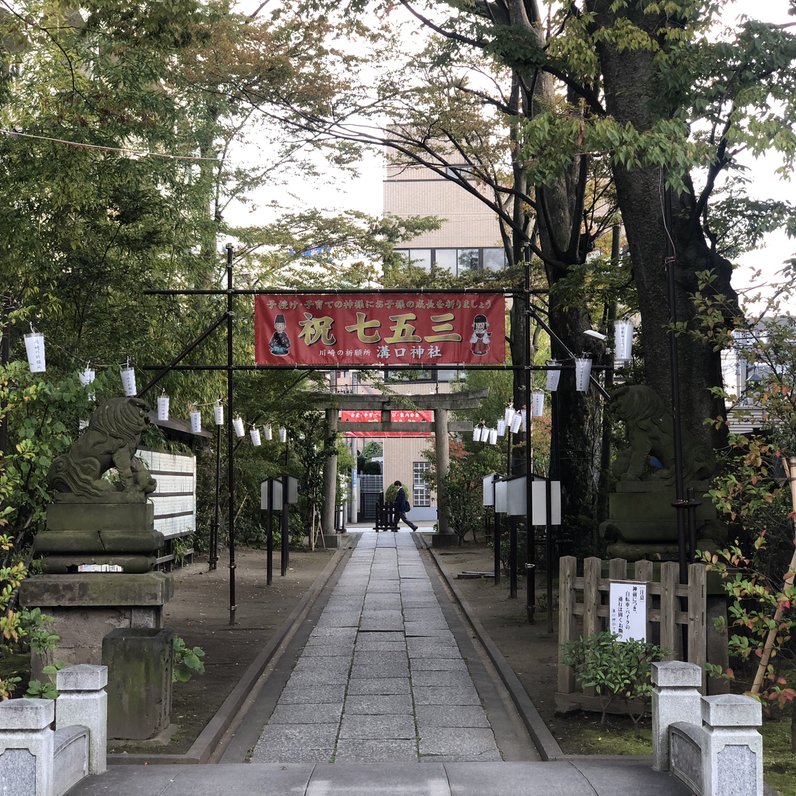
(562, 630), (665, 727)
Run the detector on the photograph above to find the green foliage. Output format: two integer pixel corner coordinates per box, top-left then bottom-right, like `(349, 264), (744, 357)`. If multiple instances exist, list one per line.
(25, 662), (64, 701)
(172, 636), (205, 684)
(700, 308), (796, 711)
(562, 631), (665, 727)
(425, 439), (503, 545)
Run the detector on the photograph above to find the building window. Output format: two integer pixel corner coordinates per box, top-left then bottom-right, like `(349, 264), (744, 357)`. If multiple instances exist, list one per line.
(396, 247), (508, 276)
(434, 249), (457, 273)
(413, 461), (431, 507)
(457, 248), (480, 273)
(399, 249), (431, 271)
(483, 248), (507, 270)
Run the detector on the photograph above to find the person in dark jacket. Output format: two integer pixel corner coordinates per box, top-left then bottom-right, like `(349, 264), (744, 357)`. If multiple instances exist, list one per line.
(392, 480), (417, 531)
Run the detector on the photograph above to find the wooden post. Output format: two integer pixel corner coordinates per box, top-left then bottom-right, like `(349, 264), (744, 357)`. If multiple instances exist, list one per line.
(557, 556), (577, 694)
(608, 557), (627, 581)
(583, 557), (601, 638)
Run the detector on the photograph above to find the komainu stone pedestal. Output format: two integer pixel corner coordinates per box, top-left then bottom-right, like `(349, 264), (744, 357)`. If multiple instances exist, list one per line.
(19, 572), (173, 673)
(600, 480), (726, 561)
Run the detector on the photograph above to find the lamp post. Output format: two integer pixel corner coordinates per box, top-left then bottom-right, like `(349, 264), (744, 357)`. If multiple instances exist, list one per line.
(280, 427), (290, 575)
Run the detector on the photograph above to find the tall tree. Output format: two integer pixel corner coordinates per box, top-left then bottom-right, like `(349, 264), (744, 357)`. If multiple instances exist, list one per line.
(260, 1), (796, 519)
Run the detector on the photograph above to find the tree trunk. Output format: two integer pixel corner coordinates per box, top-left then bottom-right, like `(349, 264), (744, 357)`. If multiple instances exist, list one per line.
(589, 2), (738, 450)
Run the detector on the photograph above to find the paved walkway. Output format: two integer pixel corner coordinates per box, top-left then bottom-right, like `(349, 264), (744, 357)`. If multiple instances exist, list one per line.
(69, 530), (690, 794)
(249, 530), (515, 763)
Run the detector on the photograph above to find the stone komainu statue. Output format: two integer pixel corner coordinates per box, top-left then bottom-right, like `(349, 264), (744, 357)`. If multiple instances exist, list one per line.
(48, 397), (156, 501)
(610, 384), (714, 484)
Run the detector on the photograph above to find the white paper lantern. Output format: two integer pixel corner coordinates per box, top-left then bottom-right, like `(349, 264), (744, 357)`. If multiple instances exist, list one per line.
(510, 411), (522, 434)
(504, 405), (515, 425)
(79, 367), (95, 387)
(24, 331), (46, 373)
(233, 417), (245, 437)
(497, 419), (506, 437)
(278, 426), (287, 443)
(250, 427), (262, 446)
(614, 319), (634, 363)
(520, 409), (527, 431)
(190, 410), (202, 433)
(263, 423), (272, 441)
(532, 390), (545, 417)
(575, 356), (593, 392)
(120, 364), (137, 396)
(157, 394), (170, 422)
(472, 424), (482, 442)
(546, 361), (561, 392)
(214, 401), (224, 426)
(488, 428), (498, 445)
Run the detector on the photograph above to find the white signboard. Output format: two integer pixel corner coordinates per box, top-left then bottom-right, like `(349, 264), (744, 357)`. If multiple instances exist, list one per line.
(504, 478), (562, 524)
(494, 480), (508, 513)
(609, 581), (648, 642)
(482, 473), (497, 507)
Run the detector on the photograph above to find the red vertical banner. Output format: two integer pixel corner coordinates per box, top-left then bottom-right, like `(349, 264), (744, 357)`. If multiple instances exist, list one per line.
(254, 292), (505, 367)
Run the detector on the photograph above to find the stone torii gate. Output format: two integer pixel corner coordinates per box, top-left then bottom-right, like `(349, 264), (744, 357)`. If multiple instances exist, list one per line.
(316, 390), (487, 547)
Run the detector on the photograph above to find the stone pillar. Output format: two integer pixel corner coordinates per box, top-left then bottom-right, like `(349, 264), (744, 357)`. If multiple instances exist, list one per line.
(701, 694), (763, 796)
(322, 407), (338, 541)
(432, 407), (454, 546)
(0, 698), (55, 796)
(55, 664), (107, 775)
(102, 628), (174, 740)
(651, 660), (702, 771)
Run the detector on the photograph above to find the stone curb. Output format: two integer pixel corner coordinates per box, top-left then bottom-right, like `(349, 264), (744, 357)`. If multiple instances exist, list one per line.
(107, 540), (353, 766)
(417, 534), (565, 761)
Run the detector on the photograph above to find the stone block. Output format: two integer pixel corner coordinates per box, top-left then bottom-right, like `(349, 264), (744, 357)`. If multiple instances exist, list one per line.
(20, 572), (174, 607)
(56, 663), (108, 693)
(34, 528), (164, 554)
(56, 665), (108, 774)
(46, 502), (154, 532)
(41, 554), (157, 574)
(0, 698), (54, 731)
(0, 699), (55, 796)
(102, 628), (174, 740)
(651, 661), (702, 772)
(701, 693), (762, 728)
(652, 660), (703, 689)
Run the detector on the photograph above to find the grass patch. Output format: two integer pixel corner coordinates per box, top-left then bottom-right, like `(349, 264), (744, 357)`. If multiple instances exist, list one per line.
(762, 719), (796, 796)
(548, 711), (652, 756)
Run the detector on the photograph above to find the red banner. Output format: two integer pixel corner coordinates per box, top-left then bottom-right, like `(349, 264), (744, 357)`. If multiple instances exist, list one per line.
(254, 292), (505, 367)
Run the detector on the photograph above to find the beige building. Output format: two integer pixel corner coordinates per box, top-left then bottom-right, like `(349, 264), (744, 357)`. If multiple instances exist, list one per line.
(384, 158), (508, 275)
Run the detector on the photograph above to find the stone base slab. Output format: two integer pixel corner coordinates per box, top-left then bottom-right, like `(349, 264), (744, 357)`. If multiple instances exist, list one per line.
(34, 528), (164, 554)
(20, 572), (173, 607)
(40, 555), (156, 575)
(46, 502), (154, 532)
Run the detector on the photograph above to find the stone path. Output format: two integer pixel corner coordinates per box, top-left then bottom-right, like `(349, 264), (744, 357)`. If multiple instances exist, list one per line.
(250, 532), (511, 763)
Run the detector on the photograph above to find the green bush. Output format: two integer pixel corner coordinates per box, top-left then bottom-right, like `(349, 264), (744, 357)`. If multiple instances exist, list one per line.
(562, 630), (665, 727)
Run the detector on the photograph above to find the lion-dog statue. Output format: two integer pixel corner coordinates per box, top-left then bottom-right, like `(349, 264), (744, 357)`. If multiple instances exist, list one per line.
(48, 397), (156, 501)
(610, 384), (714, 484)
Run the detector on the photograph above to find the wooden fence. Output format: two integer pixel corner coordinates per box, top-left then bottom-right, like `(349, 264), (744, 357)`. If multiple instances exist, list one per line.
(556, 556), (707, 713)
